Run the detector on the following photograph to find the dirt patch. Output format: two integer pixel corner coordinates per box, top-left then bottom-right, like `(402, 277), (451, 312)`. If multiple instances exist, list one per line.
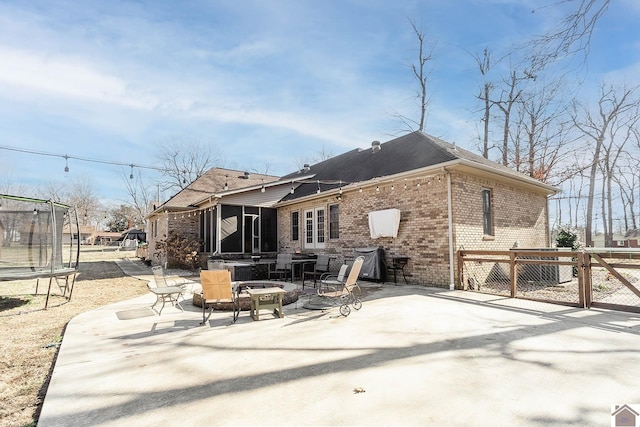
(0, 248), (148, 427)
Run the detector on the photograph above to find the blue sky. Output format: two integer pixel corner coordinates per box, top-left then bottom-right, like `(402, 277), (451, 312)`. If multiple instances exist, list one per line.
(1, 0), (639, 206)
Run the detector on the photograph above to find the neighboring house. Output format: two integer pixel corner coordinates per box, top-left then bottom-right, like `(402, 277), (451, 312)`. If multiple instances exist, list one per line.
(592, 232), (629, 248)
(624, 229), (640, 248)
(146, 167), (279, 265)
(91, 231), (122, 245)
(150, 132), (557, 288)
(62, 225), (96, 245)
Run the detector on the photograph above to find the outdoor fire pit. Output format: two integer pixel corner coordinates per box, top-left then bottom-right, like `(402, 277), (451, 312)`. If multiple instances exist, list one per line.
(192, 280), (299, 310)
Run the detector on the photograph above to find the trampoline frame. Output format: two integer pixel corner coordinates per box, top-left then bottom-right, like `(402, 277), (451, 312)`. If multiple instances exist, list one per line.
(0, 194), (80, 309)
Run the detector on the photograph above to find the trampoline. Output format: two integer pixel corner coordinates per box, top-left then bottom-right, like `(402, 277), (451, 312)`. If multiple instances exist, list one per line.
(0, 194), (80, 309)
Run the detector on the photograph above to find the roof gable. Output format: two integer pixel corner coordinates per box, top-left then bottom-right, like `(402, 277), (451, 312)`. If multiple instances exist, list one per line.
(159, 168), (278, 209)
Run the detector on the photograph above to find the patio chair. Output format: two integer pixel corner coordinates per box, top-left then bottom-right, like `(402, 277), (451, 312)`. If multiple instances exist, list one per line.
(316, 256), (364, 316)
(318, 263), (349, 288)
(147, 280), (184, 315)
(269, 253), (292, 281)
(302, 254), (331, 289)
(199, 270), (239, 325)
(152, 265), (194, 294)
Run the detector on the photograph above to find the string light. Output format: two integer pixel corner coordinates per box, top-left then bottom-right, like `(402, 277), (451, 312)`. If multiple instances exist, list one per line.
(316, 180), (321, 194)
(224, 175), (229, 191)
(261, 179), (266, 193)
(129, 164), (134, 179)
(0, 144), (170, 173)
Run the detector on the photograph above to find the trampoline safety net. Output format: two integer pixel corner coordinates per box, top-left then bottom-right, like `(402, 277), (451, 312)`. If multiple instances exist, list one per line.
(0, 194), (80, 280)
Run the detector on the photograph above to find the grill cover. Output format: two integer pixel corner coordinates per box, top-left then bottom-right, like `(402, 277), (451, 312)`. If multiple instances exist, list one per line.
(353, 247), (387, 281)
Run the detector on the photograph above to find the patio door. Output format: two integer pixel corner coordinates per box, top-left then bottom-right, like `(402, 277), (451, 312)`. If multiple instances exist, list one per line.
(304, 208), (325, 249)
(243, 214), (260, 254)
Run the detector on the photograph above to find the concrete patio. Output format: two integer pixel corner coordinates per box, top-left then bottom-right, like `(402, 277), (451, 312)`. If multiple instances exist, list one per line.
(38, 260), (640, 426)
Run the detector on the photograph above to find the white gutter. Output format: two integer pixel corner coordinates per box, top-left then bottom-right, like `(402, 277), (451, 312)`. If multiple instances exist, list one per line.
(446, 170), (455, 290)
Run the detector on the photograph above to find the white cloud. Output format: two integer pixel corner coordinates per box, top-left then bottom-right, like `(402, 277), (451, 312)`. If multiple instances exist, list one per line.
(0, 46), (157, 110)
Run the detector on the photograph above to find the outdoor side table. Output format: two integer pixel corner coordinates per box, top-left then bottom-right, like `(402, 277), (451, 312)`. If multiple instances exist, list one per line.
(246, 287), (286, 320)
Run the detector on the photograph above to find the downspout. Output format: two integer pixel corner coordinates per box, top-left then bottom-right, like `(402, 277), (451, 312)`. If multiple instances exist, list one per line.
(446, 170), (455, 290)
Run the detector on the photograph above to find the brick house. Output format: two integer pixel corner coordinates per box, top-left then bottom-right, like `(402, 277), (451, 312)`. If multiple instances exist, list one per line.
(275, 131), (557, 288)
(150, 132), (557, 288)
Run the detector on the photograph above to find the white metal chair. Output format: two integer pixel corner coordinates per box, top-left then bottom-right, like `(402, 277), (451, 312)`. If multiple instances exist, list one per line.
(316, 256), (364, 316)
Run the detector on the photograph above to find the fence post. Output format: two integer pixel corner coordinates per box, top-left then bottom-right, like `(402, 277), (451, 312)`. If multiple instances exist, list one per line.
(576, 251), (585, 308)
(583, 251), (592, 308)
(509, 251), (517, 298)
(457, 250), (464, 290)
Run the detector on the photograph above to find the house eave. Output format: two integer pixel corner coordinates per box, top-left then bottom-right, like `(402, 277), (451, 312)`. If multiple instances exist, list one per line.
(275, 159), (557, 207)
(450, 159), (559, 195)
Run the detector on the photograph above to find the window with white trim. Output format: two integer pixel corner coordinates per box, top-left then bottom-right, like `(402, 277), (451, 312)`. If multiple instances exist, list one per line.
(304, 207), (325, 249)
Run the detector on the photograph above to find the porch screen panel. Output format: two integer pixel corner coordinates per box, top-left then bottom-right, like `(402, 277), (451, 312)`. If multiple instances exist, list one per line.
(199, 211), (208, 252)
(260, 208), (277, 252)
(221, 205), (242, 253)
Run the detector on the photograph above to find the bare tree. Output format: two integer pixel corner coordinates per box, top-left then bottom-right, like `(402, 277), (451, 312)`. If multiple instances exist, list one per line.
(528, 0), (611, 74)
(74, 179), (100, 225)
(515, 78), (571, 183)
(493, 67), (529, 166)
(121, 169), (153, 228)
(409, 20), (433, 132)
(295, 145), (335, 171)
(394, 20), (434, 133)
(599, 104), (640, 245)
(571, 84), (639, 246)
(614, 159), (638, 231)
(473, 48), (494, 159)
(156, 137), (222, 193)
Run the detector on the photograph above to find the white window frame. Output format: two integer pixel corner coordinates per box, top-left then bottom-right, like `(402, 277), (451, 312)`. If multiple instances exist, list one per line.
(304, 207), (326, 249)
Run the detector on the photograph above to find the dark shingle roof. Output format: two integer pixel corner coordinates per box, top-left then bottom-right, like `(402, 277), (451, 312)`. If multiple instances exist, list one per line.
(280, 131), (553, 200)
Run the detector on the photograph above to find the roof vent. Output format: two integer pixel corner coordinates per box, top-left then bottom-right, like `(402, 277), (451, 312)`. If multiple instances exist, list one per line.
(371, 140), (381, 152)
(243, 171), (250, 179)
(303, 164), (311, 172)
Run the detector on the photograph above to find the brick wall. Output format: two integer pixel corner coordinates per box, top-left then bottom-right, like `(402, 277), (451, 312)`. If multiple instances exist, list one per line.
(279, 171), (551, 288)
(147, 211), (199, 266)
